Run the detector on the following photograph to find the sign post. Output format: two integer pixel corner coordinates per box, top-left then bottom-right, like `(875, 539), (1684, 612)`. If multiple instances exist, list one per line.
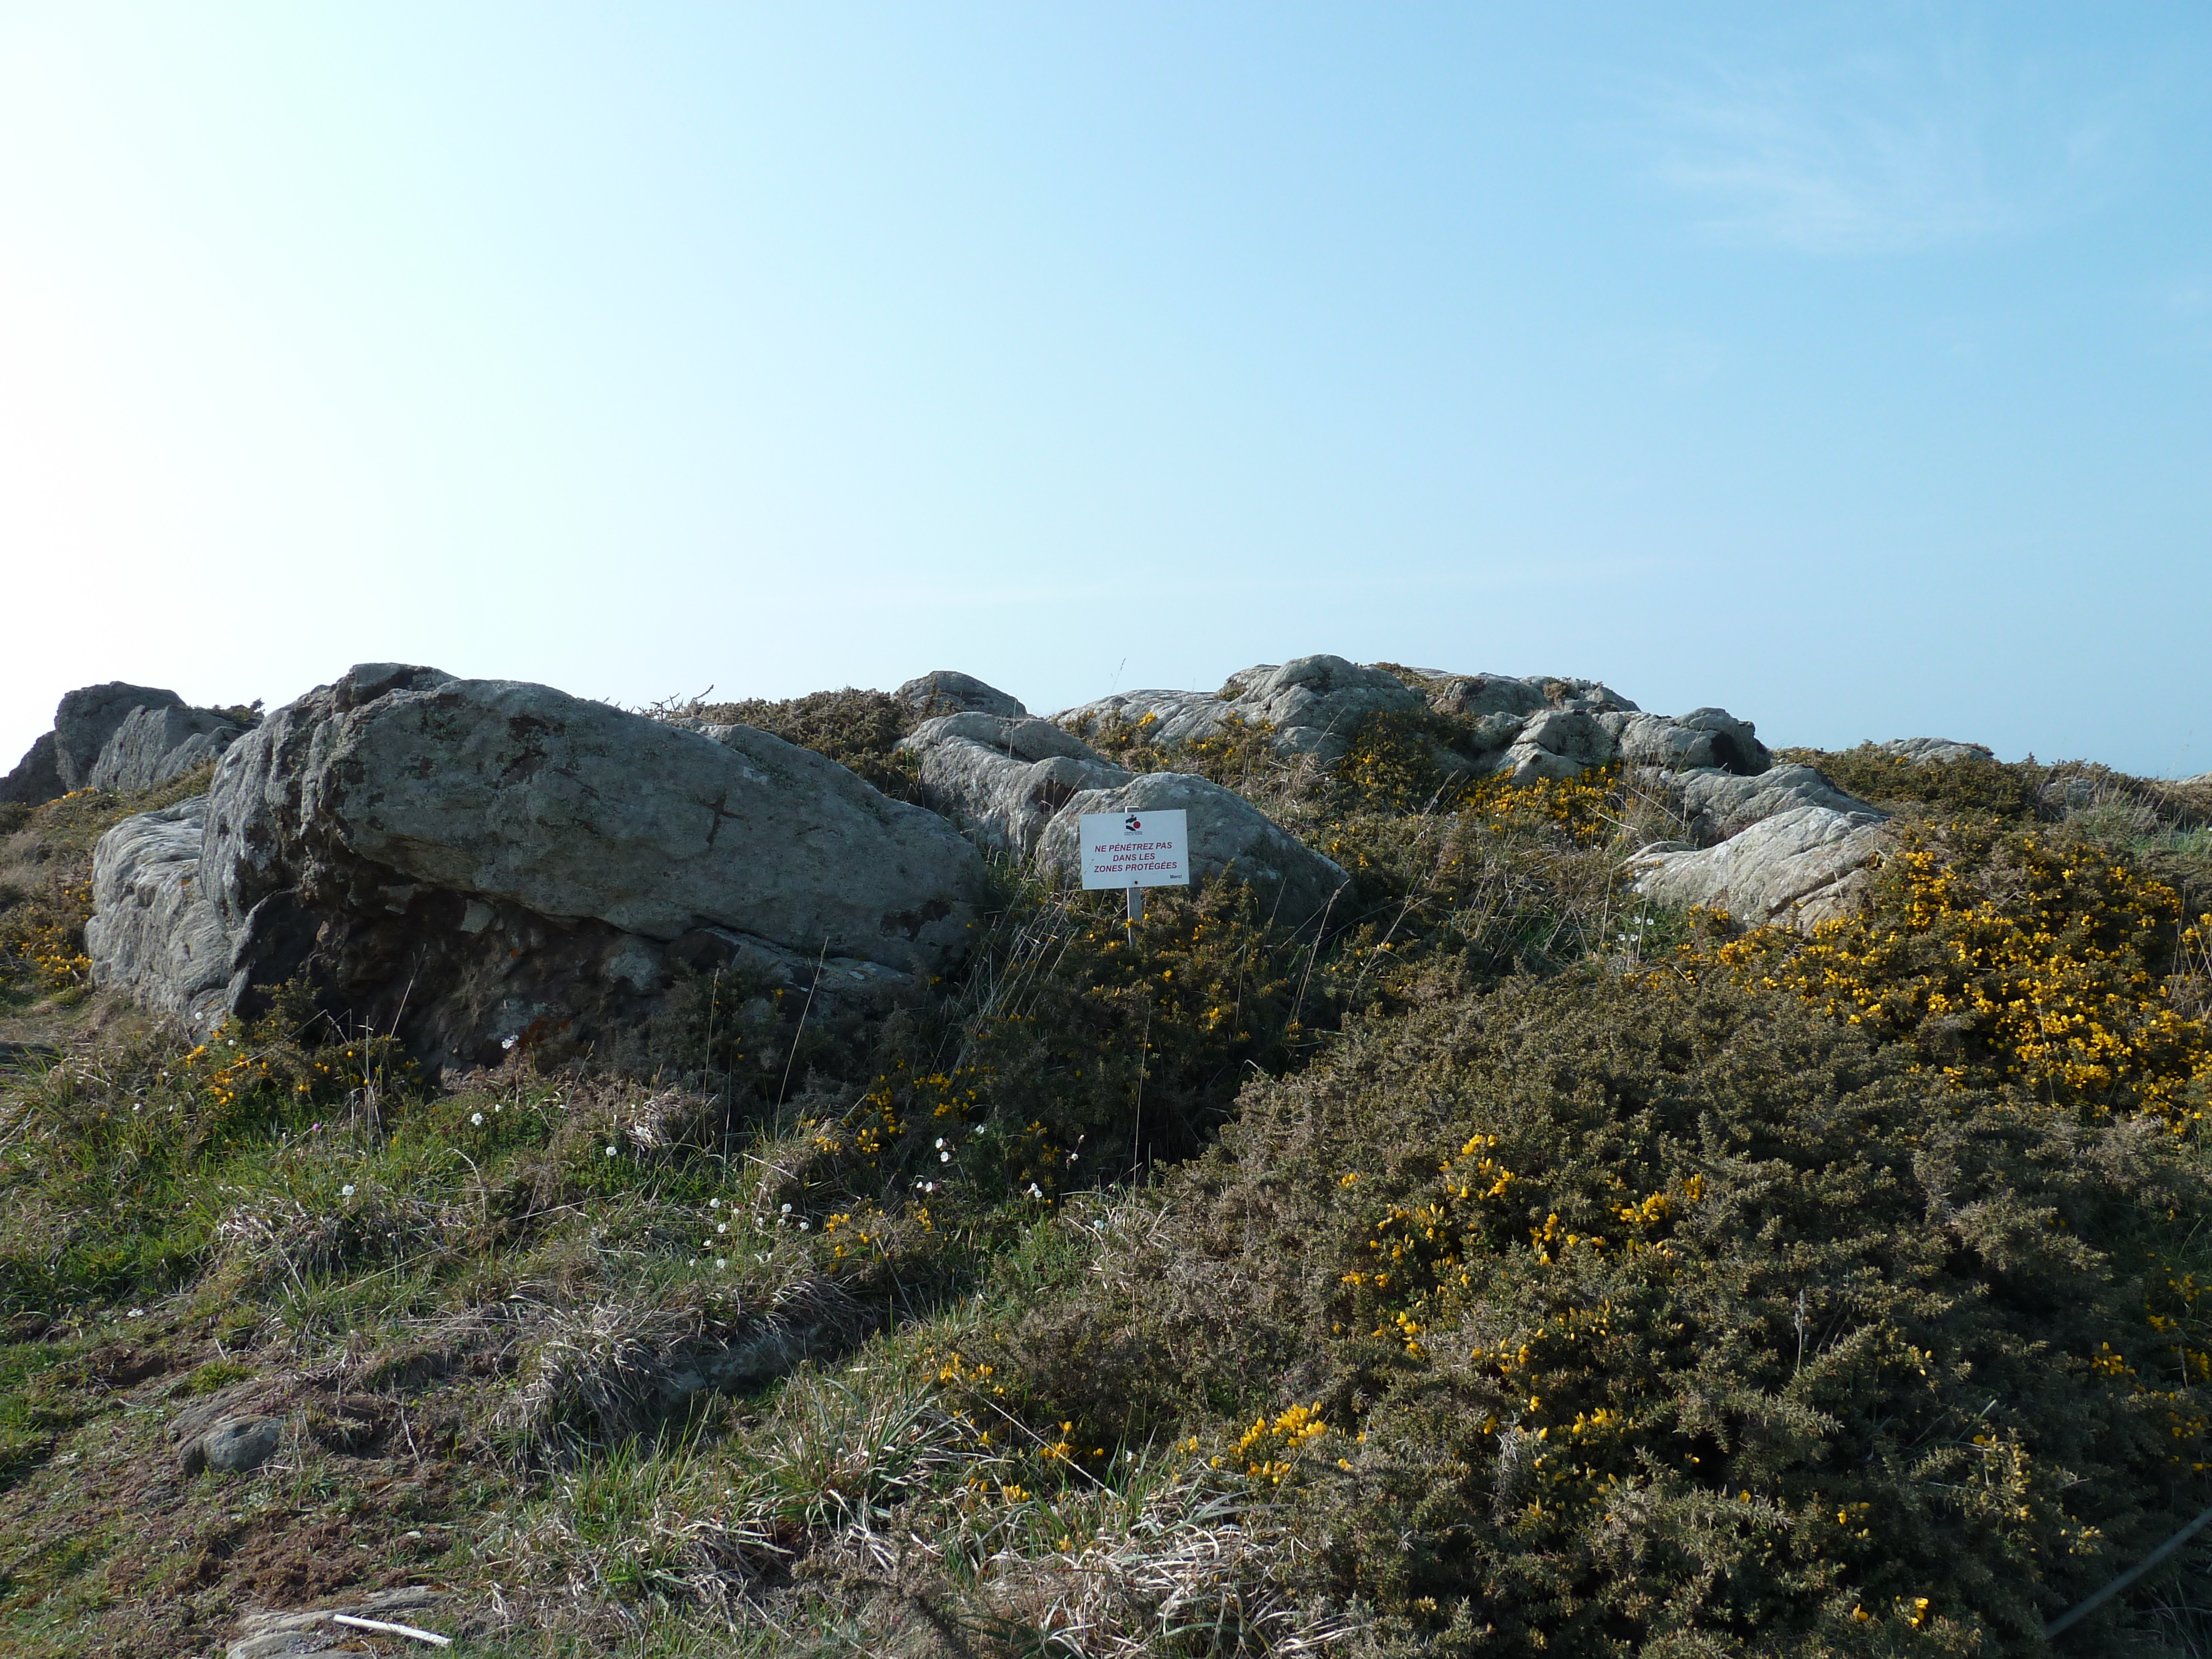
(1078, 808), (1190, 942)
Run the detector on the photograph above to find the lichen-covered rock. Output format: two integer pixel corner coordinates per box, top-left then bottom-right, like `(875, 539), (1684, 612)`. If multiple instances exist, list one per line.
(897, 712), (1134, 858)
(84, 795), (233, 1026)
(1605, 708), (1771, 776)
(1632, 805), (1888, 932)
(894, 670), (1027, 719)
(1036, 771), (1349, 930)
(94, 662), (984, 1071)
(86, 703), (247, 792)
(205, 665), (981, 965)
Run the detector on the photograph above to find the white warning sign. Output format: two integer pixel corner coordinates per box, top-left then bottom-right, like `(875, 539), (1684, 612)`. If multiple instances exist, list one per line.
(1078, 808), (1190, 890)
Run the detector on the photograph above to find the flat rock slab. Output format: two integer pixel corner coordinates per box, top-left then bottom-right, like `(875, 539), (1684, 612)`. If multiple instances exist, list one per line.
(230, 1587), (448, 1658)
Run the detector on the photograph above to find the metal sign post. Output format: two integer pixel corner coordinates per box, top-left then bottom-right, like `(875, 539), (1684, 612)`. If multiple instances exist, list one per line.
(1077, 808), (1191, 943)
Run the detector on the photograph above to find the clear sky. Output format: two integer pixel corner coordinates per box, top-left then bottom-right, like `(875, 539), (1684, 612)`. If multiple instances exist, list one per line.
(3, 4), (2207, 775)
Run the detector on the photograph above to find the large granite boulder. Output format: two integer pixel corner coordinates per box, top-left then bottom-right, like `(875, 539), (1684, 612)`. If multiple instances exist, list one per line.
(1632, 806), (1888, 933)
(897, 713), (1133, 859)
(84, 796), (233, 1026)
(894, 671), (1026, 719)
(1036, 771), (1350, 930)
(91, 664), (986, 1072)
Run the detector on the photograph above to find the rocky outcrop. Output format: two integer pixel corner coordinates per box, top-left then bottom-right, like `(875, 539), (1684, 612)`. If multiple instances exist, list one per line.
(90, 664), (985, 1072)
(1650, 763), (1884, 846)
(1058, 656), (1773, 784)
(898, 712), (1133, 858)
(2, 682), (251, 807)
(1060, 654), (1424, 766)
(1036, 771), (1349, 930)
(86, 703), (248, 792)
(0, 732), (61, 808)
(895, 670), (1027, 719)
(1877, 737), (1995, 765)
(1632, 806), (1890, 932)
(84, 796), (233, 1026)
(55, 682), (187, 789)
(896, 712), (1349, 926)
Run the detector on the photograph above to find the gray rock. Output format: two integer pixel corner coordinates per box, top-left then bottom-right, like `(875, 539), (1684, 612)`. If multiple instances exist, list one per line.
(1653, 764), (1885, 845)
(0, 731), (61, 808)
(1060, 654), (1425, 766)
(84, 796), (233, 1026)
(207, 665), (981, 966)
(1498, 709), (1619, 782)
(181, 1412), (283, 1475)
(86, 703), (247, 792)
(897, 712), (1134, 858)
(1036, 771), (1349, 930)
(894, 670), (1027, 719)
(1877, 737), (1996, 765)
(54, 682), (185, 790)
(1633, 805), (1888, 932)
(228, 1587), (446, 1659)
(1408, 669), (1638, 719)
(1603, 708), (1771, 776)
(99, 662), (988, 1071)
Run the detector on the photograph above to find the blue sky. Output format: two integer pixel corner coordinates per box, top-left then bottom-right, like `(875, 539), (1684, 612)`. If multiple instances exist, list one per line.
(3, 4), (2207, 774)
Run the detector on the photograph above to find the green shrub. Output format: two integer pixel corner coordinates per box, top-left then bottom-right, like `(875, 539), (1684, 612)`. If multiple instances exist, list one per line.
(977, 972), (2212, 1655)
(691, 687), (925, 804)
(1775, 744), (2048, 822)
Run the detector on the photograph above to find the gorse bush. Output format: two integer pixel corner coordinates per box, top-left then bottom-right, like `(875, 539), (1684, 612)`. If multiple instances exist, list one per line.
(0, 769), (211, 1006)
(975, 973), (2212, 1656)
(1671, 820), (2212, 1125)
(689, 687), (925, 804)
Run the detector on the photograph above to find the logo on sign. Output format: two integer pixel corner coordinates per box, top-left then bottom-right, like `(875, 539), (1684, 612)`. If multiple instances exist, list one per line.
(1124, 815), (1142, 832)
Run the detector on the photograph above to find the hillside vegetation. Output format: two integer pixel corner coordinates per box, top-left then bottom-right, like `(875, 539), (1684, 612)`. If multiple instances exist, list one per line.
(3, 708), (2212, 1657)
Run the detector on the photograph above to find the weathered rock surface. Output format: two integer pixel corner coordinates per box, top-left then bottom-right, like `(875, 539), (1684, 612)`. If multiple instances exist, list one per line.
(895, 670), (1027, 719)
(91, 664), (985, 1071)
(86, 702), (247, 792)
(55, 682), (186, 789)
(227, 1587), (448, 1659)
(0, 731), (61, 807)
(1649, 763), (1885, 846)
(2, 681), (251, 806)
(1060, 654), (1424, 766)
(1633, 805), (1889, 932)
(1037, 771), (1350, 929)
(1877, 737), (1996, 765)
(84, 796), (232, 1026)
(180, 1412), (284, 1475)
(898, 712), (1134, 858)
(1059, 657), (1773, 784)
